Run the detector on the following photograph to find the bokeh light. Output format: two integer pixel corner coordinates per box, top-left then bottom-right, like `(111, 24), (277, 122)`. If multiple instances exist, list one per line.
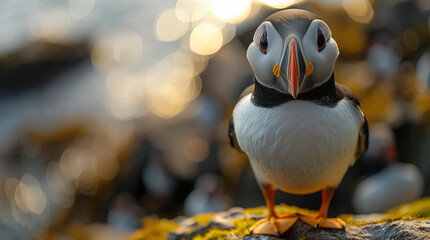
(59, 147), (87, 181)
(145, 56), (201, 118)
(183, 137), (210, 163)
(69, 0), (95, 20)
(342, 0), (374, 24)
(46, 162), (75, 208)
(221, 24), (237, 45)
(106, 67), (133, 101)
(29, 8), (71, 42)
(113, 31), (144, 67)
(91, 38), (116, 70)
(155, 9), (189, 42)
(15, 174), (47, 215)
(210, 0), (251, 23)
(175, 0), (210, 22)
(190, 22), (223, 55)
(174, 51), (196, 77)
(2, 0), (430, 238)
(259, 0), (304, 9)
(5, 178), (20, 205)
(96, 156), (119, 180)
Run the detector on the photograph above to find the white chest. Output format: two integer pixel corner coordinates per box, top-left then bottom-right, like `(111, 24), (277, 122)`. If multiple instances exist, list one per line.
(233, 94), (363, 194)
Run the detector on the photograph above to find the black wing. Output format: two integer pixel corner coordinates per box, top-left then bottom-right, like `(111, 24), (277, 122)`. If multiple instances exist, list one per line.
(228, 84), (255, 153)
(336, 83), (369, 158)
(228, 117), (242, 152)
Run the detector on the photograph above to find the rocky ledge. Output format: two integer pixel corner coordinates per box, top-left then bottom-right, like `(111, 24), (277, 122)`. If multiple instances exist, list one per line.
(128, 198), (430, 240)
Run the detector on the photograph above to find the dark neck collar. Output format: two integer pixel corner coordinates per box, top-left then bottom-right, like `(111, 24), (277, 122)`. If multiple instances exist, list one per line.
(251, 73), (338, 107)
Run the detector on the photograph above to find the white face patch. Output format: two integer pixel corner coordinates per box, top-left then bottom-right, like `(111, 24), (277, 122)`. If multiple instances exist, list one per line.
(247, 18), (339, 95)
(301, 20), (339, 90)
(247, 21), (285, 92)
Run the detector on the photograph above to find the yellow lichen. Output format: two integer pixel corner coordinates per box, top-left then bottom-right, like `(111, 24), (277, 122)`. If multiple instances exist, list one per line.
(275, 204), (317, 216)
(243, 203), (317, 217)
(387, 197), (430, 218)
(127, 216), (179, 240)
(231, 217), (260, 237)
(193, 213), (216, 226)
(242, 206), (266, 215)
(339, 214), (419, 226)
(340, 197), (430, 226)
(193, 229), (232, 240)
(193, 217), (260, 240)
(130, 197), (430, 240)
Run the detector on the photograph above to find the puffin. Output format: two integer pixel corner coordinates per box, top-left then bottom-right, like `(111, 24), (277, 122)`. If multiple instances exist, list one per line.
(229, 9), (368, 236)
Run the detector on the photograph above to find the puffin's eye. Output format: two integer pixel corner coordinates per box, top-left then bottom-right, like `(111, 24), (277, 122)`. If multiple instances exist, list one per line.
(259, 31), (268, 54)
(317, 27), (326, 52)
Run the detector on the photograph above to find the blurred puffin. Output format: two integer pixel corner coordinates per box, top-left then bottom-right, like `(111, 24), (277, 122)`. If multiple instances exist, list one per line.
(229, 9), (368, 236)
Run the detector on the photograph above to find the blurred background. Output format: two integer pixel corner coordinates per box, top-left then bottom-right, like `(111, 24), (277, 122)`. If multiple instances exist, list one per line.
(0, 0), (430, 239)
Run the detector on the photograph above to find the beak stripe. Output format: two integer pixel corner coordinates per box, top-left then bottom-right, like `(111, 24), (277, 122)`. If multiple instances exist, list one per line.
(288, 40), (299, 98)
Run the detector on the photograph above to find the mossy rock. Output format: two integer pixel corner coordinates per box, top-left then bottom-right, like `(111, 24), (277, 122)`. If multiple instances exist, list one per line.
(128, 198), (430, 240)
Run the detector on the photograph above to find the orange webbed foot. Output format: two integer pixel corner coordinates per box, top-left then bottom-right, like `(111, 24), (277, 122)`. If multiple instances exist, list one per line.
(251, 214), (299, 236)
(299, 214), (345, 230)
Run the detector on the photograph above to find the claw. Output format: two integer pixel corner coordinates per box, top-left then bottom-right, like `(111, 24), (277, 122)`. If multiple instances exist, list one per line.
(299, 214), (346, 230)
(250, 215), (298, 236)
(296, 188), (346, 231)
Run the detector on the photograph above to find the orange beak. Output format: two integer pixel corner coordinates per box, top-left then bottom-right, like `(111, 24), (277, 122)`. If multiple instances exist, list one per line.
(287, 40), (299, 98)
(279, 36), (308, 99)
